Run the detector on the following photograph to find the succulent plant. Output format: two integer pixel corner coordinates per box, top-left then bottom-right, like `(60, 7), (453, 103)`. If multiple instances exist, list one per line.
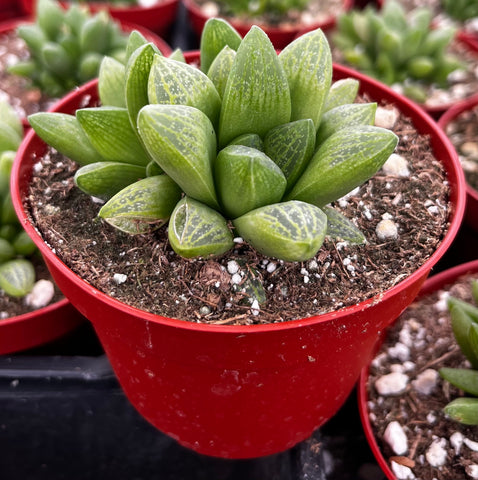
(439, 280), (478, 425)
(9, 0), (129, 97)
(333, 0), (463, 103)
(0, 102), (38, 298)
(211, 0), (309, 18)
(29, 18), (398, 264)
(441, 0), (478, 22)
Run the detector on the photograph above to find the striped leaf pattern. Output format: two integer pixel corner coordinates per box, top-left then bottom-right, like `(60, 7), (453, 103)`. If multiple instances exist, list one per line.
(0, 259), (35, 297)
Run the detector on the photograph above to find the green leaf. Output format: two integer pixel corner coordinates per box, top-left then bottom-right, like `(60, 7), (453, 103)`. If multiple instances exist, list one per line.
(323, 206), (366, 244)
(323, 78), (360, 113)
(2, 192), (18, 225)
(74, 162), (146, 200)
(99, 175), (181, 234)
(125, 30), (150, 62)
(148, 55), (221, 126)
(279, 28), (332, 130)
(0, 124), (22, 153)
(215, 145), (287, 219)
(448, 297), (478, 324)
(125, 43), (161, 130)
(316, 103), (377, 145)
(41, 42), (73, 78)
(63, 4), (88, 37)
(286, 126), (398, 207)
(199, 17), (242, 74)
(233, 201), (327, 262)
(29, 112), (102, 167)
(79, 11), (111, 54)
(0, 259), (35, 297)
(0, 238), (15, 263)
(37, 0), (65, 41)
(145, 161), (163, 177)
(206, 45), (236, 99)
(12, 230), (37, 256)
(228, 133), (264, 151)
(0, 101), (22, 138)
(472, 280), (478, 305)
(169, 48), (186, 63)
(168, 197), (234, 258)
(264, 119), (315, 191)
(16, 24), (48, 58)
(443, 397), (478, 425)
(0, 151), (15, 198)
(76, 107), (150, 166)
(450, 305), (478, 369)
(98, 56), (126, 107)
(138, 104), (219, 210)
(440, 368), (478, 396)
(218, 26), (291, 148)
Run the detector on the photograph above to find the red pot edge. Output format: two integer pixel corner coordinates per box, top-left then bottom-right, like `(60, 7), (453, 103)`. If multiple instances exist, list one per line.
(182, 0), (354, 39)
(438, 93), (478, 231)
(357, 259), (478, 480)
(12, 56), (467, 336)
(20, 0), (179, 16)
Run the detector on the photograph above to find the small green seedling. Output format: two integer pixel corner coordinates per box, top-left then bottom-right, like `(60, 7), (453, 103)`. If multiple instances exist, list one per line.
(0, 102), (38, 298)
(9, 0), (129, 97)
(29, 18), (398, 267)
(439, 280), (478, 425)
(333, 0), (463, 103)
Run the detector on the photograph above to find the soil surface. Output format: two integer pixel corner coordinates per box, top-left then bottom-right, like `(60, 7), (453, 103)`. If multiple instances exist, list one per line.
(365, 272), (478, 480)
(24, 98), (451, 325)
(191, 0), (346, 28)
(444, 104), (478, 193)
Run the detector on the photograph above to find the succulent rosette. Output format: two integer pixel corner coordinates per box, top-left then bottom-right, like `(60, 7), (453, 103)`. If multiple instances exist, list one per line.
(29, 18), (398, 263)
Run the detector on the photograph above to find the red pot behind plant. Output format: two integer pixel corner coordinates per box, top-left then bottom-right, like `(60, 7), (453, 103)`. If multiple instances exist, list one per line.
(11, 58), (466, 458)
(182, 0), (354, 49)
(438, 94), (478, 234)
(20, 0), (179, 35)
(358, 259), (478, 480)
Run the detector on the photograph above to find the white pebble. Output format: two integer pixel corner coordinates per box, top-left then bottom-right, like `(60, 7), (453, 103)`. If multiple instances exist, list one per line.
(266, 262), (276, 273)
(376, 219), (398, 241)
(375, 372), (409, 396)
(231, 273), (242, 285)
(388, 342), (410, 362)
(426, 438), (448, 467)
(24, 280), (55, 309)
(251, 299), (260, 316)
(227, 260), (240, 275)
(375, 106), (399, 129)
(382, 153), (410, 177)
(201, 1), (219, 16)
(466, 465), (478, 479)
(450, 431), (464, 454)
(465, 437), (478, 452)
(383, 421), (408, 455)
(113, 273), (127, 285)
(412, 369), (438, 395)
(391, 461), (416, 479)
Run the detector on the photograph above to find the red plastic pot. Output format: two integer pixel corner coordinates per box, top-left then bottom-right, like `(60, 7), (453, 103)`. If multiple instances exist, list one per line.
(11, 55), (466, 458)
(0, 17), (171, 132)
(20, 0), (179, 35)
(0, 0), (23, 21)
(358, 259), (478, 480)
(182, 0), (354, 49)
(438, 93), (478, 234)
(0, 297), (85, 355)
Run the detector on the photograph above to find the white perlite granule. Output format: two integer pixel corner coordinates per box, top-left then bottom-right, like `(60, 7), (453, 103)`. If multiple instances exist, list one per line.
(425, 438), (447, 467)
(375, 372), (409, 396)
(383, 421), (408, 455)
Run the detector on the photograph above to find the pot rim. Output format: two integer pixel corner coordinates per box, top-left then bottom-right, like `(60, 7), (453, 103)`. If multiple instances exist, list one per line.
(438, 92), (478, 204)
(357, 259), (478, 480)
(182, 0), (354, 35)
(12, 57), (467, 335)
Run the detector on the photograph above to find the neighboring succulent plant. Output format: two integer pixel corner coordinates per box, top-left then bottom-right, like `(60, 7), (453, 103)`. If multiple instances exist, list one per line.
(29, 18), (398, 265)
(441, 0), (478, 22)
(0, 102), (39, 298)
(439, 280), (478, 425)
(212, 0), (309, 18)
(333, 0), (463, 103)
(9, 0), (129, 97)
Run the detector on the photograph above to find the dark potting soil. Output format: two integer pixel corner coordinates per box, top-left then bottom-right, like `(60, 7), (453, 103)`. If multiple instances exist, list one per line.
(444, 104), (478, 193)
(24, 101), (451, 326)
(365, 272), (478, 480)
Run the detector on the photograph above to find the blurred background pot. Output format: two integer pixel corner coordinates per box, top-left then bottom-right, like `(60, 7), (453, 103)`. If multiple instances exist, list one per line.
(10, 57), (466, 459)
